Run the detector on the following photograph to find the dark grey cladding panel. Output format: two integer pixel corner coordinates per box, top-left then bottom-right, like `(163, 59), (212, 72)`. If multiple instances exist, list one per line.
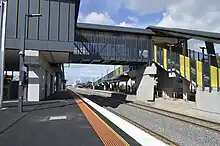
(28, 0), (39, 39)
(6, 0), (76, 45)
(49, 1), (59, 41)
(59, 2), (69, 41)
(69, 3), (75, 41)
(6, 0), (18, 38)
(39, 0), (50, 40)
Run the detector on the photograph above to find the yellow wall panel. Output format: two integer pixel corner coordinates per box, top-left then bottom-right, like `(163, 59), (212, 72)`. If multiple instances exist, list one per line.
(120, 66), (123, 74)
(219, 68), (220, 88)
(163, 48), (167, 70)
(196, 61), (203, 87)
(185, 57), (190, 81)
(180, 55), (185, 76)
(154, 45), (157, 62)
(116, 68), (120, 76)
(210, 66), (218, 88)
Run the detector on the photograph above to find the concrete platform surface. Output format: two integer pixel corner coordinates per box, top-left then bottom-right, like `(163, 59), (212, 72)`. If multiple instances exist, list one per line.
(138, 98), (220, 124)
(0, 91), (142, 146)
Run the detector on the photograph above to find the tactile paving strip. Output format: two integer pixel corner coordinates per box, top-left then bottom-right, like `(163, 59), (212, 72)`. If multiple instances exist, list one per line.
(75, 99), (129, 146)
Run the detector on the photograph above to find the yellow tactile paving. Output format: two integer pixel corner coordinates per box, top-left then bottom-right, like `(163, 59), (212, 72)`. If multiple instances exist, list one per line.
(75, 99), (129, 146)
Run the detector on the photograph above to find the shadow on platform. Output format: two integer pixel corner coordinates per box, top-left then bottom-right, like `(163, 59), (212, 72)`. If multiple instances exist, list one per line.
(78, 92), (133, 108)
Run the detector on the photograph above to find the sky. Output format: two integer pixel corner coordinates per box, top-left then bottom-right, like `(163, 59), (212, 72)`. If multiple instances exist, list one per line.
(65, 0), (220, 85)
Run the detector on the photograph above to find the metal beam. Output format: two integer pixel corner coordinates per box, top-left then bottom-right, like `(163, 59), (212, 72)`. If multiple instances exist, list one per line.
(74, 42), (84, 55)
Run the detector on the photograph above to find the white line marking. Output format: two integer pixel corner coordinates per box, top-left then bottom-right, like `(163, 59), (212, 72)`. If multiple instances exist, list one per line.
(0, 107), (7, 111)
(49, 116), (67, 121)
(80, 96), (168, 146)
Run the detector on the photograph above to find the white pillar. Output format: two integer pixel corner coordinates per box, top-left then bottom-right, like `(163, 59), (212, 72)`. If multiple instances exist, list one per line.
(28, 66), (46, 101)
(110, 83), (112, 91)
(183, 79), (190, 101)
(136, 64), (157, 102)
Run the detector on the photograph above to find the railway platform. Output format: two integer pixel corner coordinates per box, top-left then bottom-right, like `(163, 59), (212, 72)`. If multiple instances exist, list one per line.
(0, 91), (166, 146)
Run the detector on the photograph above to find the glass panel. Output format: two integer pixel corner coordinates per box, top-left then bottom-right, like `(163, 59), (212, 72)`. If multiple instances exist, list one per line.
(190, 59), (197, 83)
(175, 52), (180, 71)
(203, 61), (210, 87)
(167, 49), (171, 69)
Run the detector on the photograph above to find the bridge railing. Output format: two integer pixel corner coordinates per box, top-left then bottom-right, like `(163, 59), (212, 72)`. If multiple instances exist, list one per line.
(153, 45), (220, 91)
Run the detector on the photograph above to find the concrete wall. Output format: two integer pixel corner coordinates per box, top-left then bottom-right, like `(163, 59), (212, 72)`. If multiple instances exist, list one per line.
(28, 67), (43, 101)
(6, 0), (76, 52)
(196, 88), (220, 114)
(26, 50), (56, 101)
(136, 64), (157, 102)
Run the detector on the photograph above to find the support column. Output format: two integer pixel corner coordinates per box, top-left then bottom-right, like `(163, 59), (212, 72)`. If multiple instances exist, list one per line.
(104, 85), (107, 91)
(56, 72), (60, 92)
(109, 83), (112, 91)
(50, 75), (54, 95)
(28, 66), (45, 101)
(117, 82), (120, 92)
(125, 81), (128, 92)
(113, 82), (116, 91)
(130, 79), (132, 92)
(183, 79), (190, 101)
(136, 63), (157, 102)
(0, 1), (7, 108)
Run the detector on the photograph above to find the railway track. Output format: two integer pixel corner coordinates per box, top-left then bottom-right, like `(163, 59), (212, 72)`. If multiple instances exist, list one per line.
(108, 98), (220, 133)
(107, 107), (178, 146)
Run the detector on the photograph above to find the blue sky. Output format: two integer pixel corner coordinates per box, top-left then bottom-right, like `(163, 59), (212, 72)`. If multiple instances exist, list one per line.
(65, 0), (220, 85)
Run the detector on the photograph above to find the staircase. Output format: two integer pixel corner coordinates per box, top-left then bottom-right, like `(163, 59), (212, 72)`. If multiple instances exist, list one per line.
(153, 45), (220, 91)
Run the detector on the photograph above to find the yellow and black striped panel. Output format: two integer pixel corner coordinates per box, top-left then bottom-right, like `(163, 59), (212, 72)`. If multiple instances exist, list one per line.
(210, 66), (218, 88)
(185, 56), (190, 81)
(180, 55), (185, 76)
(219, 68), (220, 88)
(154, 45), (157, 62)
(120, 66), (123, 74)
(163, 48), (167, 70)
(196, 61), (203, 87)
(116, 67), (120, 76)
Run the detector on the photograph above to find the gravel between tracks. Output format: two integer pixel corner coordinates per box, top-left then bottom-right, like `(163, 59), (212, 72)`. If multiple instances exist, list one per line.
(129, 103), (220, 131)
(106, 104), (220, 146)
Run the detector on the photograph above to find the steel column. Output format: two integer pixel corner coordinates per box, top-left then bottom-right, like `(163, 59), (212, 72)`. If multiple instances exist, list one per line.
(18, 14), (27, 112)
(0, 0), (6, 109)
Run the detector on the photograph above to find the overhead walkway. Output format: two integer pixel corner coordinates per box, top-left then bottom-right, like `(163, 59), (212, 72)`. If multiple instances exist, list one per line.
(73, 23), (153, 65)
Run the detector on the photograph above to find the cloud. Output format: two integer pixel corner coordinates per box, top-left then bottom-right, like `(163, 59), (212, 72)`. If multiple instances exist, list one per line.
(78, 12), (115, 25)
(121, 0), (179, 15)
(79, 12), (150, 28)
(118, 21), (136, 27)
(156, 0), (220, 52)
